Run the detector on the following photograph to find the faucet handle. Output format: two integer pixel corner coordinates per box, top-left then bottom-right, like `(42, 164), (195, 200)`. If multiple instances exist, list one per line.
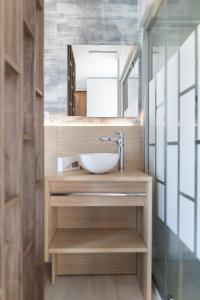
(99, 136), (113, 142)
(114, 132), (124, 140)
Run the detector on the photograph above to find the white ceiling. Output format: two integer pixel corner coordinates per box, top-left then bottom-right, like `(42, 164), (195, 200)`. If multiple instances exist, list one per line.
(72, 45), (134, 90)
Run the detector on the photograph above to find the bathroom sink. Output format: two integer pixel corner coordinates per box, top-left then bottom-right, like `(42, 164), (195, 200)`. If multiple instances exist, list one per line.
(79, 153), (119, 174)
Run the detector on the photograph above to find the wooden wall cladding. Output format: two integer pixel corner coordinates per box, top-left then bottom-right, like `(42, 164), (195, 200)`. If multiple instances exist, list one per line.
(35, 184), (44, 300)
(23, 31), (34, 136)
(24, 0), (35, 32)
(35, 7), (44, 93)
(4, 0), (21, 65)
(4, 70), (21, 201)
(45, 125), (144, 174)
(23, 142), (35, 252)
(4, 203), (22, 300)
(23, 244), (36, 300)
(35, 96), (44, 183)
(0, 0), (44, 299)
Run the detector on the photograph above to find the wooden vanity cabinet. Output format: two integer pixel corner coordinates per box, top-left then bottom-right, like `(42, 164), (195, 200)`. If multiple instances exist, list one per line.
(45, 171), (152, 300)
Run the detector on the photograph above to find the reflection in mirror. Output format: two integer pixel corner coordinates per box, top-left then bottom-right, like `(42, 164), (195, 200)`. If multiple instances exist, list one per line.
(122, 56), (139, 117)
(66, 45), (140, 118)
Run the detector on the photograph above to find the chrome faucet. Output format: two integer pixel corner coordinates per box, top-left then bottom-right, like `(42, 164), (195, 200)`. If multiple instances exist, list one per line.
(99, 132), (125, 172)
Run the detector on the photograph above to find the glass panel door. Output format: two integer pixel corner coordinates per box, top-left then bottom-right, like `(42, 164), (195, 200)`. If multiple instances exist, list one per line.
(148, 1), (200, 299)
(148, 2), (167, 298)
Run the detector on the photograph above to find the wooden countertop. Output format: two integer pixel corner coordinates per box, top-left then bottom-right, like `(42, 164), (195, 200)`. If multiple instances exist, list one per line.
(45, 170), (152, 182)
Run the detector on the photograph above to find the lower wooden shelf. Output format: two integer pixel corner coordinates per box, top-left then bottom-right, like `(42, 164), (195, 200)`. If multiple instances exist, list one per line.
(49, 228), (147, 254)
(47, 275), (144, 300)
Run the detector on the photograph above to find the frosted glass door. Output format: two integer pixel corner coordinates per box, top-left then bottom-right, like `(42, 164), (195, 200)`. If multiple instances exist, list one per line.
(180, 89), (195, 198)
(148, 2), (200, 300)
(156, 105), (165, 182)
(149, 78), (156, 144)
(197, 146), (200, 259)
(167, 52), (178, 142)
(166, 146), (178, 234)
(180, 32), (195, 92)
(198, 26), (200, 139)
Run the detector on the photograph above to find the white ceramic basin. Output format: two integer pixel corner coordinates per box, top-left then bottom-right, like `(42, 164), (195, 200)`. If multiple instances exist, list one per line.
(79, 153), (119, 174)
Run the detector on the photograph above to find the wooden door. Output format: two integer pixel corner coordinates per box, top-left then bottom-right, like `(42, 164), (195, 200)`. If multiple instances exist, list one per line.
(74, 91), (87, 116)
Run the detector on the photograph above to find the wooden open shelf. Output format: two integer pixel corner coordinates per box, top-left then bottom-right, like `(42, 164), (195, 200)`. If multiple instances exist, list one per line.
(50, 195), (145, 207)
(49, 228), (147, 254)
(45, 173), (152, 299)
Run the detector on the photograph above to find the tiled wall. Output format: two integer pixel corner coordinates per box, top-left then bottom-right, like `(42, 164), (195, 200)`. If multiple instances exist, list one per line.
(44, 0), (139, 113)
(148, 26), (200, 258)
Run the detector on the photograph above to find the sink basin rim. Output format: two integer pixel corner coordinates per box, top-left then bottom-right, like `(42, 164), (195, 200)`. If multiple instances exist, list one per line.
(79, 152), (119, 174)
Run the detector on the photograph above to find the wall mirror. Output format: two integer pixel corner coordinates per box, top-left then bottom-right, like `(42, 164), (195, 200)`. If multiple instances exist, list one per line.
(67, 45), (141, 118)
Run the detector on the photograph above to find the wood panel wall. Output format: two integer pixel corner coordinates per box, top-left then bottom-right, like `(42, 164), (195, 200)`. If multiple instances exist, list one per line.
(0, 0), (44, 299)
(45, 125), (144, 174)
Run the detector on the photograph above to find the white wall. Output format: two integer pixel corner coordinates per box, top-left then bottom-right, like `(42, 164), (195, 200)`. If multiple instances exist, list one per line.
(87, 78), (118, 117)
(72, 45), (119, 91)
(124, 77), (139, 117)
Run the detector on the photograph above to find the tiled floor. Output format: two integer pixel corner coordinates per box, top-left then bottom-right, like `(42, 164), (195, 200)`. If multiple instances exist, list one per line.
(45, 274), (144, 300)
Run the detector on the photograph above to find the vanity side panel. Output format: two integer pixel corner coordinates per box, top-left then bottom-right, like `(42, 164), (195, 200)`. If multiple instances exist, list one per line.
(44, 180), (56, 262)
(137, 179), (152, 300)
